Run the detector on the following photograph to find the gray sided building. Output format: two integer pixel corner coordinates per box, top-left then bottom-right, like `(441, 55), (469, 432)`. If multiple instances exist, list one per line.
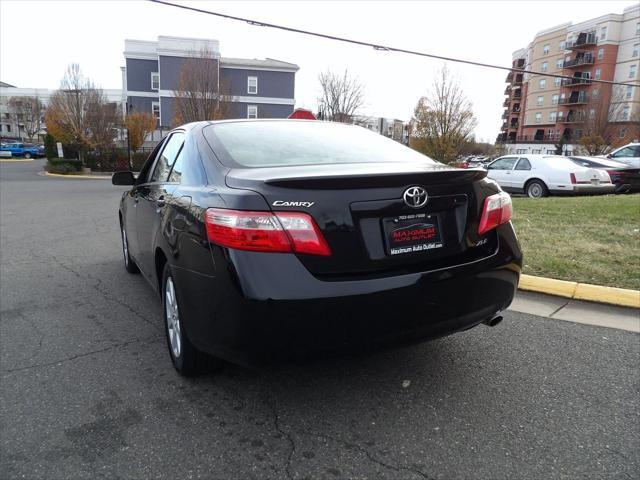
(123, 36), (298, 128)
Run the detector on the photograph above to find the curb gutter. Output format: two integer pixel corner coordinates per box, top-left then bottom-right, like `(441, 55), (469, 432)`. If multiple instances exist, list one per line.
(519, 274), (640, 309)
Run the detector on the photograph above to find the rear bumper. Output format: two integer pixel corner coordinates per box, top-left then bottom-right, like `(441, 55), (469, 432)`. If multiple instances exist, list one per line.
(571, 184), (615, 194)
(174, 224), (522, 366)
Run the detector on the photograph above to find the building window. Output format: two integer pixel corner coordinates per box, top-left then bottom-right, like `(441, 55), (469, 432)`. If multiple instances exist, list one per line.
(637, 23), (640, 35)
(549, 111), (557, 122)
(539, 79), (546, 89)
(537, 95), (544, 106)
(622, 105), (630, 120)
(532, 149), (541, 154)
(535, 112), (542, 124)
(541, 62), (548, 72)
(6, 124), (10, 132)
(592, 88), (599, 98)
(626, 85), (634, 99)
(247, 76), (258, 95)
(633, 43), (639, 58)
(630, 64), (637, 79)
(597, 48), (604, 60)
(600, 26), (607, 41)
(151, 72), (159, 91)
(543, 44), (550, 55)
(619, 128), (627, 138)
(559, 41), (566, 51)
(556, 58), (563, 69)
(552, 94), (559, 105)
(594, 68), (601, 80)
(247, 105), (258, 119)
(554, 77), (561, 87)
(589, 109), (595, 119)
(516, 149), (526, 154)
(152, 101), (160, 121)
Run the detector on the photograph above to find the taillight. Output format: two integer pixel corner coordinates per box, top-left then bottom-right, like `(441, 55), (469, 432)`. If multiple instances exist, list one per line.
(205, 208), (331, 256)
(478, 192), (512, 236)
(606, 169), (622, 181)
(570, 173), (589, 184)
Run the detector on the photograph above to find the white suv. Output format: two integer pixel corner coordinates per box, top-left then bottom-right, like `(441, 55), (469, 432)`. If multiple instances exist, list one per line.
(605, 143), (640, 168)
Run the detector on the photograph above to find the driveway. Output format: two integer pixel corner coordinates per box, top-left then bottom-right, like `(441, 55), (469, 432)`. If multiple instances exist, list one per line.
(1, 160), (639, 479)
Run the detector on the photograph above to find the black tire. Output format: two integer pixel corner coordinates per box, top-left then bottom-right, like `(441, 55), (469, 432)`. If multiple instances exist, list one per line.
(120, 220), (139, 274)
(24, 152), (31, 159)
(162, 263), (221, 376)
(526, 179), (548, 198)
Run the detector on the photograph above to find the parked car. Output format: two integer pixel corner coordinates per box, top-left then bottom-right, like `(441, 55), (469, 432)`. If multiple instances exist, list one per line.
(112, 120), (522, 375)
(0, 142), (44, 158)
(0, 144), (12, 158)
(604, 143), (640, 168)
(485, 154), (614, 198)
(570, 156), (640, 193)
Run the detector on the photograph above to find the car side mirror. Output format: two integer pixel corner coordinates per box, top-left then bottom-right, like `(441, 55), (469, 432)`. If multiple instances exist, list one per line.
(606, 153), (612, 158)
(112, 171), (136, 186)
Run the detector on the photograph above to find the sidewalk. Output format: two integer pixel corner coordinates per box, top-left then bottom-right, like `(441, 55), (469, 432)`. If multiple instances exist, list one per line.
(510, 291), (639, 333)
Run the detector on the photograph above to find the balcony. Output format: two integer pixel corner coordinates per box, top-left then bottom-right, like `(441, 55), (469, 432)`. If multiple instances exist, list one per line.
(513, 58), (525, 69)
(509, 121), (519, 129)
(566, 33), (597, 50)
(563, 56), (594, 68)
(506, 71), (513, 82)
(504, 86), (512, 95)
(502, 111), (509, 119)
(503, 98), (510, 107)
(562, 77), (592, 87)
(513, 91), (522, 99)
(557, 114), (586, 124)
(558, 94), (588, 105)
(512, 106), (521, 114)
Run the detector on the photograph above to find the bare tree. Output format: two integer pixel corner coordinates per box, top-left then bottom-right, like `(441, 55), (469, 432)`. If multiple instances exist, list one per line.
(8, 96), (44, 140)
(317, 69), (365, 122)
(45, 64), (119, 162)
(86, 89), (121, 150)
(410, 66), (477, 163)
(172, 48), (230, 126)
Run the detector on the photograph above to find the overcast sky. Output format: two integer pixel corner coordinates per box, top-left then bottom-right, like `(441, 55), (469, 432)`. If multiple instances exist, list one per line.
(1, 0), (636, 141)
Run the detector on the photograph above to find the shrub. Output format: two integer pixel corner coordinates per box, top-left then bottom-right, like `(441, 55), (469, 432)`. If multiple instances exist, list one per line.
(45, 158), (82, 174)
(44, 134), (57, 159)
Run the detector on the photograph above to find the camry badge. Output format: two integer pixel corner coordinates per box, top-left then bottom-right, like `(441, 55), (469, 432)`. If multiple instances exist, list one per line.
(403, 186), (428, 209)
(272, 200), (315, 208)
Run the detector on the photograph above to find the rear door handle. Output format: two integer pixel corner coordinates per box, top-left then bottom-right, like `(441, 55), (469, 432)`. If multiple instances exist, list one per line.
(157, 196), (166, 208)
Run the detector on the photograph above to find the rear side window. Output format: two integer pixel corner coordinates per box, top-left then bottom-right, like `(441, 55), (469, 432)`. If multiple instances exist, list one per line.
(515, 158), (531, 170)
(150, 132), (185, 182)
(489, 157), (517, 170)
(204, 121), (436, 168)
(612, 146), (638, 158)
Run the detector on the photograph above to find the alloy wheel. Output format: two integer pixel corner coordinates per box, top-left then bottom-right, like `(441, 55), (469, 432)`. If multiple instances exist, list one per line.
(165, 277), (182, 359)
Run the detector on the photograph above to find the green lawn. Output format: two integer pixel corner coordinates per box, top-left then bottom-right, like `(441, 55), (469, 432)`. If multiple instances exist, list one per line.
(510, 194), (640, 290)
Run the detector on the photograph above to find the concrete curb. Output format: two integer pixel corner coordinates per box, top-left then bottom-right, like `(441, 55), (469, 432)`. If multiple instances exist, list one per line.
(0, 158), (35, 163)
(42, 172), (111, 180)
(519, 274), (640, 309)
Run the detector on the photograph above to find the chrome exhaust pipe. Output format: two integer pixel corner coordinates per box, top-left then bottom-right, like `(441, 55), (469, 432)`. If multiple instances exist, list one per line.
(482, 314), (503, 327)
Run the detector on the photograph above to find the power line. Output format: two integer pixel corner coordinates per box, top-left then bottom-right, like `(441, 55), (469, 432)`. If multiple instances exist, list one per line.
(148, 0), (639, 88)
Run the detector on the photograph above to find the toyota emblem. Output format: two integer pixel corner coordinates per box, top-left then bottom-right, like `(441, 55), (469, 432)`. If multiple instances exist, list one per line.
(403, 186), (428, 209)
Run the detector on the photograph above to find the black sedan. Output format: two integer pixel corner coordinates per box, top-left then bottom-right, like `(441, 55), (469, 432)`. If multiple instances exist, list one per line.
(570, 156), (640, 193)
(113, 120), (522, 375)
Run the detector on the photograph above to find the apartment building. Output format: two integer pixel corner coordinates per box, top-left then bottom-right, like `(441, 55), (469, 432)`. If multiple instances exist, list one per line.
(497, 4), (640, 154)
(123, 36), (299, 129)
(0, 82), (122, 141)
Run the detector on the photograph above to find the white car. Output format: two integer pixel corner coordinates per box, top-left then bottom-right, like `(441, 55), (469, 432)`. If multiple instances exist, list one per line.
(604, 143), (640, 168)
(485, 154), (614, 198)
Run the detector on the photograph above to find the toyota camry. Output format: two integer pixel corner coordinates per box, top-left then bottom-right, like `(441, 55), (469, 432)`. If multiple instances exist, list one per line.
(113, 120), (522, 375)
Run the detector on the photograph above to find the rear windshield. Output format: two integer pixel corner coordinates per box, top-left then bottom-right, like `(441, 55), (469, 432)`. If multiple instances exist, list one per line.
(204, 121), (437, 168)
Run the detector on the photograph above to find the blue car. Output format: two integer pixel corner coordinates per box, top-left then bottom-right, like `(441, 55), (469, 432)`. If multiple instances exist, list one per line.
(0, 142), (44, 158)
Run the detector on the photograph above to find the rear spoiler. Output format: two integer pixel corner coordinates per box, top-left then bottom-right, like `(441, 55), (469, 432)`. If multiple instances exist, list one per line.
(263, 169), (488, 189)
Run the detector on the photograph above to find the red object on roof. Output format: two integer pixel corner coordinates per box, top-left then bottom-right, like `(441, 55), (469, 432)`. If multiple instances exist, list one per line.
(288, 108), (317, 120)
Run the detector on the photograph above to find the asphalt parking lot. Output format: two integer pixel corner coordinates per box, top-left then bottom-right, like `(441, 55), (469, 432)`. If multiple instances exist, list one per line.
(1, 159), (639, 479)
